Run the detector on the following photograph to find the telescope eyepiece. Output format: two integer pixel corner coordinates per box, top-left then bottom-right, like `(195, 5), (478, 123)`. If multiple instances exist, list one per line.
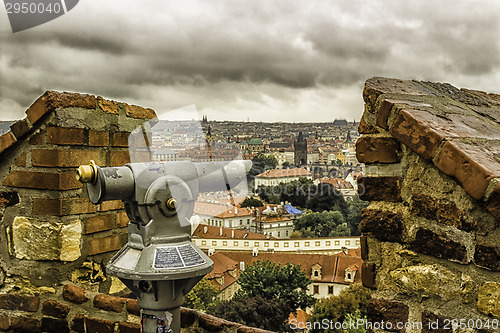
(76, 160), (98, 184)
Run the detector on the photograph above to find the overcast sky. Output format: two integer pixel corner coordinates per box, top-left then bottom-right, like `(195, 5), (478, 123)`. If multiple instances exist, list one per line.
(1, 0), (500, 122)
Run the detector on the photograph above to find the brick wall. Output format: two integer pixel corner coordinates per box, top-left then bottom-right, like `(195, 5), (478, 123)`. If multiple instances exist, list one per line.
(357, 78), (500, 332)
(0, 91), (275, 333)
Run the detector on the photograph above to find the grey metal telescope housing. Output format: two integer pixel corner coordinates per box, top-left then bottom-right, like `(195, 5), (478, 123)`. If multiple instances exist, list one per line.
(77, 159), (251, 333)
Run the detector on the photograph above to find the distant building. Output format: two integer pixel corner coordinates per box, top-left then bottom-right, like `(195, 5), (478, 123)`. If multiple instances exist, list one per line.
(333, 119), (348, 127)
(254, 168), (312, 190)
(206, 252), (241, 301)
(294, 132), (307, 166)
(194, 202), (253, 229)
(151, 148), (179, 161)
(193, 235), (360, 255)
(247, 138), (264, 153)
(218, 249), (363, 299)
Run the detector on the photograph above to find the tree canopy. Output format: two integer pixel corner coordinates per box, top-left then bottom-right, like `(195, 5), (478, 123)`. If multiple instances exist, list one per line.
(309, 284), (372, 333)
(240, 197), (264, 208)
(294, 210), (350, 237)
(210, 259), (315, 331)
(183, 277), (218, 311)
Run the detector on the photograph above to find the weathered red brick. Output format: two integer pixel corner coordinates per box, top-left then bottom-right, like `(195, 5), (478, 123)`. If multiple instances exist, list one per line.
(110, 150), (131, 166)
(486, 184), (500, 221)
(15, 151), (26, 166)
(361, 263), (376, 289)
(42, 300), (70, 318)
(71, 314), (85, 332)
(410, 228), (468, 263)
(63, 284), (89, 304)
(358, 116), (379, 134)
(93, 293), (126, 313)
(89, 130), (109, 147)
(98, 96), (119, 114)
(411, 194), (475, 231)
(46, 127), (85, 145)
(433, 140), (500, 200)
(11, 316), (41, 332)
(123, 103), (156, 119)
(358, 176), (402, 202)
(360, 209), (404, 243)
(363, 77), (434, 114)
(33, 198), (96, 216)
(389, 109), (446, 160)
(26, 91), (96, 125)
(10, 118), (32, 139)
(474, 243), (500, 271)
(32, 149), (106, 167)
(360, 235), (368, 260)
(0, 191), (20, 207)
(0, 316), (9, 330)
(198, 312), (233, 332)
(376, 99), (433, 129)
(356, 136), (400, 164)
(29, 130), (44, 145)
(112, 131), (130, 147)
(180, 307), (197, 328)
(88, 235), (123, 255)
(41, 317), (69, 333)
(0, 294), (39, 312)
(116, 211), (129, 228)
(84, 214), (113, 234)
(85, 317), (115, 333)
(98, 200), (125, 212)
(366, 299), (409, 332)
(126, 299), (140, 316)
(0, 132), (16, 155)
(3, 170), (82, 190)
(117, 322), (140, 333)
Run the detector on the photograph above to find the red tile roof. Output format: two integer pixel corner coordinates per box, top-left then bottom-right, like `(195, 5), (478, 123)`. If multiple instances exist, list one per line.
(216, 251), (362, 285)
(193, 224), (273, 240)
(255, 168), (311, 178)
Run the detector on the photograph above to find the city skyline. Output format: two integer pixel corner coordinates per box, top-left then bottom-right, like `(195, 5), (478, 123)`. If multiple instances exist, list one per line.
(2, 1), (500, 122)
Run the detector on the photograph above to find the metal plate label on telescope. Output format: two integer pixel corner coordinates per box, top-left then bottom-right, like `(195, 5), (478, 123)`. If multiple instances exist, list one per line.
(154, 247), (183, 269)
(178, 244), (205, 267)
(154, 245), (205, 269)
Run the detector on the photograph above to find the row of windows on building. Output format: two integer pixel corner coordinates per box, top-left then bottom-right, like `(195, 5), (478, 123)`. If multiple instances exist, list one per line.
(200, 239), (357, 247)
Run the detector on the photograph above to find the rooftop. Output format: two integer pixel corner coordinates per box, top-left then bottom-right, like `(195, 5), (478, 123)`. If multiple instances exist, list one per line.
(255, 168), (311, 178)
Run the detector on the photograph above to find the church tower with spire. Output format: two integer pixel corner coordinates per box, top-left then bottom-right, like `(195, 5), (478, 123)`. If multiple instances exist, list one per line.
(294, 132), (307, 166)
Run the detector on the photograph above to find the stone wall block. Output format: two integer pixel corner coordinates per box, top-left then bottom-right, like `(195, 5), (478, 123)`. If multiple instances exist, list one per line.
(410, 228), (468, 263)
(0, 294), (40, 312)
(356, 136), (400, 164)
(63, 284), (89, 304)
(358, 176), (402, 202)
(360, 209), (404, 243)
(42, 300), (70, 318)
(366, 298), (409, 332)
(477, 282), (500, 317)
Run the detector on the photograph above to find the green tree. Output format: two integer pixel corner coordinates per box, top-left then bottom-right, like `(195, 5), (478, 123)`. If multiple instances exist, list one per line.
(234, 259), (315, 330)
(306, 183), (348, 213)
(282, 161), (290, 169)
(209, 295), (289, 332)
(294, 211), (349, 238)
(240, 197), (264, 208)
(309, 284), (372, 333)
(346, 197), (369, 236)
(184, 277), (218, 311)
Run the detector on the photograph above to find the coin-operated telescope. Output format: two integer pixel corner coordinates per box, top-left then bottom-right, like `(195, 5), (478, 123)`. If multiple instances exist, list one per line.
(77, 160), (251, 333)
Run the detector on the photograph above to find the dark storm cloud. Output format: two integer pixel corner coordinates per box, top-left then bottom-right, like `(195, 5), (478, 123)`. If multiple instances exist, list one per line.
(1, 0), (500, 121)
